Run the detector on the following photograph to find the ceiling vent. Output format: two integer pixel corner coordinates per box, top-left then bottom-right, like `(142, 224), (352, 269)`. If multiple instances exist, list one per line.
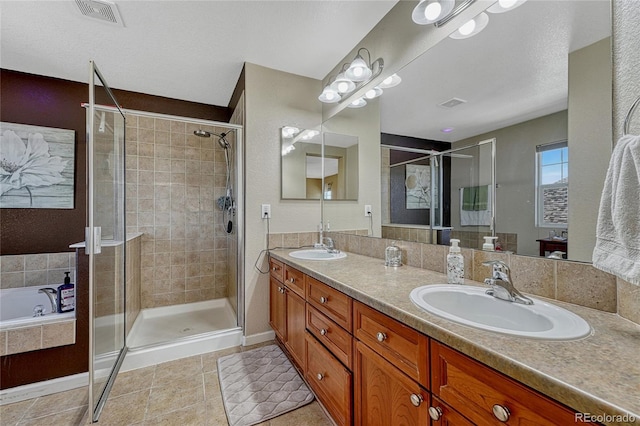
(439, 98), (467, 108)
(75, 0), (124, 27)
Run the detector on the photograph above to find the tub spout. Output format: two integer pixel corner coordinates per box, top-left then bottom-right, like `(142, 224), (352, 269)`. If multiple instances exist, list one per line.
(38, 287), (57, 313)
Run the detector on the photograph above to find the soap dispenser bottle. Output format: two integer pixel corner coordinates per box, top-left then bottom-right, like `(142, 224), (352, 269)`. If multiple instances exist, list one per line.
(482, 236), (498, 251)
(57, 272), (75, 313)
(447, 239), (464, 284)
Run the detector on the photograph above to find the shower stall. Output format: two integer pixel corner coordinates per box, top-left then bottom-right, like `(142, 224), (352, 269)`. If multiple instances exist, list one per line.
(86, 62), (244, 421)
(123, 118), (244, 356)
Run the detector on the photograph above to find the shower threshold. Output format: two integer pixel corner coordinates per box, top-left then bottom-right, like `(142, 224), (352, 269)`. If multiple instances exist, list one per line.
(122, 298), (242, 371)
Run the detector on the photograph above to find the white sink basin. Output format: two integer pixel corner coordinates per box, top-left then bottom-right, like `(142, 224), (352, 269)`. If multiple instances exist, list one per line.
(410, 285), (591, 340)
(289, 249), (347, 260)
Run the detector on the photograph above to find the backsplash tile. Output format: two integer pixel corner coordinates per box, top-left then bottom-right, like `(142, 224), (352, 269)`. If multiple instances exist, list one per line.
(509, 255), (555, 299)
(617, 278), (640, 324)
(0, 253), (75, 289)
(556, 261), (617, 312)
(472, 250), (510, 283)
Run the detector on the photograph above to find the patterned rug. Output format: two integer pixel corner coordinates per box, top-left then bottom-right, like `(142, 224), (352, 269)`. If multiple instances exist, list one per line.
(217, 344), (314, 426)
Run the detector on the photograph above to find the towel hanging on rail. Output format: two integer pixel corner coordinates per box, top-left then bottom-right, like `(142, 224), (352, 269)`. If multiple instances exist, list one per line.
(592, 132), (640, 285)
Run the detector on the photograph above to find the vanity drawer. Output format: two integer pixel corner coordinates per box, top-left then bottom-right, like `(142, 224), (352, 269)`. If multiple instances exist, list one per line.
(306, 304), (353, 370)
(284, 265), (305, 297)
(353, 301), (429, 388)
(306, 276), (352, 332)
(269, 257), (284, 282)
(305, 332), (352, 426)
(431, 341), (576, 425)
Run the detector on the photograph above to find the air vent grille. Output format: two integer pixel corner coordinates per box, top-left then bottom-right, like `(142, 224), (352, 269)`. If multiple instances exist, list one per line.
(75, 0), (124, 26)
(439, 98), (467, 108)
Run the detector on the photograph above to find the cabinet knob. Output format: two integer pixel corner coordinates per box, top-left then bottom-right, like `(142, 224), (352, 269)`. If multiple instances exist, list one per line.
(289, 277), (295, 283)
(320, 328), (328, 336)
(319, 296), (328, 304)
(278, 286), (285, 294)
(376, 332), (387, 342)
(317, 373), (324, 381)
(272, 266), (279, 271)
(409, 393), (423, 407)
(428, 406), (443, 421)
(492, 404), (510, 422)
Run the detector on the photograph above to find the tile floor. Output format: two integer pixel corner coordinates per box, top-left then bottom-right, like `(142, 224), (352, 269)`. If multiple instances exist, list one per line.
(1, 342), (333, 426)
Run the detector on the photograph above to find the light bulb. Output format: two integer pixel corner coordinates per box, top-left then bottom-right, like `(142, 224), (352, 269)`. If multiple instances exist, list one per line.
(424, 2), (442, 20)
(365, 89), (377, 99)
(338, 81), (349, 93)
(458, 18), (476, 36)
(498, 0), (517, 8)
(352, 67), (364, 78)
(325, 92), (335, 101)
(383, 76), (393, 85)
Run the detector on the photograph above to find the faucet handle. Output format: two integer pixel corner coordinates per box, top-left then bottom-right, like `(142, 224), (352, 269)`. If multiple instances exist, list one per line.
(482, 260), (510, 280)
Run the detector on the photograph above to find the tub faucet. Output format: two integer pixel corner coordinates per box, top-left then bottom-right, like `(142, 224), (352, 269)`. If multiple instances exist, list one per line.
(38, 287), (58, 313)
(482, 260), (533, 305)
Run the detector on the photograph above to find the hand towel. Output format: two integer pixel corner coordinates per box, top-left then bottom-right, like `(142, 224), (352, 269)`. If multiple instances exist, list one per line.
(462, 186), (489, 211)
(592, 134), (640, 285)
(460, 186), (492, 226)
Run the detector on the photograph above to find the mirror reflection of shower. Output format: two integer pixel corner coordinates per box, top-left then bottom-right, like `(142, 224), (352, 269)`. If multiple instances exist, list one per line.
(194, 128), (236, 234)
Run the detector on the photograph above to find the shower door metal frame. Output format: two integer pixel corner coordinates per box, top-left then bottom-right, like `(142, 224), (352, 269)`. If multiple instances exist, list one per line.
(87, 60), (128, 423)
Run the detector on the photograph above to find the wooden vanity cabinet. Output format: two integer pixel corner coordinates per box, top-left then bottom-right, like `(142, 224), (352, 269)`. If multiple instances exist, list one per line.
(429, 396), (475, 426)
(269, 275), (286, 342)
(354, 340), (429, 426)
(431, 341), (577, 425)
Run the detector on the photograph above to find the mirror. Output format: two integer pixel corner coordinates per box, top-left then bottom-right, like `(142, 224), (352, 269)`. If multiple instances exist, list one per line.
(281, 126), (359, 200)
(323, 0), (612, 262)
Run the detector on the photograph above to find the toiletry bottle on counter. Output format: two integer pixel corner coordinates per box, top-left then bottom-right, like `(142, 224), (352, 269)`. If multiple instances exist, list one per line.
(385, 242), (402, 267)
(57, 272), (75, 313)
(482, 236), (498, 251)
(447, 239), (464, 284)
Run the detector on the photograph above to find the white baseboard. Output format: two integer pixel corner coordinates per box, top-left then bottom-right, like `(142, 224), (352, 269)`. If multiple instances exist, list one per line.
(242, 330), (275, 346)
(0, 373), (88, 406)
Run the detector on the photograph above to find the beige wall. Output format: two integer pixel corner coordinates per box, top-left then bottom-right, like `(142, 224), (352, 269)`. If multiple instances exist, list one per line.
(454, 111), (568, 256)
(568, 38), (613, 262)
(243, 63), (323, 337)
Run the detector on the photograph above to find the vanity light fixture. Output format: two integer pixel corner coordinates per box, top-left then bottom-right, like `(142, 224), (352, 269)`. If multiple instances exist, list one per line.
(449, 12), (489, 39)
(412, 0), (455, 25)
(319, 46), (392, 106)
(348, 98), (368, 108)
(345, 48), (374, 82)
(378, 73), (402, 89)
(365, 87), (383, 100)
(487, 0), (527, 14)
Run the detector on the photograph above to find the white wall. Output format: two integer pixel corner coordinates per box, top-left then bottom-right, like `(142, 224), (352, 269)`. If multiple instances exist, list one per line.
(243, 63), (322, 337)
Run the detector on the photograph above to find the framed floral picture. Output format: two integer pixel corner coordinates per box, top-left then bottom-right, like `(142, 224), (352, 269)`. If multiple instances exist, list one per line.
(405, 164), (431, 209)
(0, 122), (75, 209)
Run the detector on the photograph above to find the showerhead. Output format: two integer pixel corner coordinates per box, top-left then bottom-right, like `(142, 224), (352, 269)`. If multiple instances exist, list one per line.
(193, 129), (234, 149)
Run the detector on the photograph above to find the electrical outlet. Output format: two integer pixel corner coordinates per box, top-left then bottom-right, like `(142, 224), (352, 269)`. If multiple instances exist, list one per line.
(364, 205), (372, 216)
(261, 204), (271, 219)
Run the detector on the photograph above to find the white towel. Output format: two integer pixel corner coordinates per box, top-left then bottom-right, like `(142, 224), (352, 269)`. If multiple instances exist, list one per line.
(592, 134), (640, 285)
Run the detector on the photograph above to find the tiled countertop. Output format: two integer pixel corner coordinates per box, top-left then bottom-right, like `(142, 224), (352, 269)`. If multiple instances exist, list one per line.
(270, 249), (640, 425)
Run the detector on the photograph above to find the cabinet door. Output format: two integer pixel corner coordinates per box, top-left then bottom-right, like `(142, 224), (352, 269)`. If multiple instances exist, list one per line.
(354, 341), (429, 426)
(269, 276), (286, 341)
(285, 289), (306, 370)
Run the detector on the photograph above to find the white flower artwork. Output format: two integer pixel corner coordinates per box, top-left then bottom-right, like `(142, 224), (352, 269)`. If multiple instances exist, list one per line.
(405, 164), (436, 209)
(0, 122), (75, 208)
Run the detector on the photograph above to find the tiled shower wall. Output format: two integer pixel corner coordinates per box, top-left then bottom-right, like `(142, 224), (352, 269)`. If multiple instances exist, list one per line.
(125, 114), (231, 309)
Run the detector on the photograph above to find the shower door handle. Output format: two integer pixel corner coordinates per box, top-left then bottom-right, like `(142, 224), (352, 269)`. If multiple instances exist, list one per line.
(85, 226), (102, 255)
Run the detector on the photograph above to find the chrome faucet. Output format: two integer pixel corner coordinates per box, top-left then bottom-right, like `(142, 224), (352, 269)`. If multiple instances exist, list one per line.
(482, 260), (533, 305)
(321, 237), (340, 254)
(38, 287), (58, 313)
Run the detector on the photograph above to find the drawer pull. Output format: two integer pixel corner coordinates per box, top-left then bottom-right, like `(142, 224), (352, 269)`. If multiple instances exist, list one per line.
(278, 286), (285, 294)
(317, 373), (324, 381)
(428, 406), (443, 421)
(376, 332), (387, 342)
(289, 277), (295, 283)
(492, 404), (510, 422)
(272, 266), (279, 271)
(409, 393), (423, 407)
(319, 296), (328, 304)
(320, 328), (328, 336)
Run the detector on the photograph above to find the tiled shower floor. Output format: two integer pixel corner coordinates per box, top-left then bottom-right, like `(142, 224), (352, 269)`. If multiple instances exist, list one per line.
(0, 342), (332, 426)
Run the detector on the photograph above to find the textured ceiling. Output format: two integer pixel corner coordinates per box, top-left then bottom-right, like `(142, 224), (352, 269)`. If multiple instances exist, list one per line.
(0, 0), (397, 107)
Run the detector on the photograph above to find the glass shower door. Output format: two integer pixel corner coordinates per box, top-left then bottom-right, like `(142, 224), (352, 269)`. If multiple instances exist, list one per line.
(87, 61), (126, 422)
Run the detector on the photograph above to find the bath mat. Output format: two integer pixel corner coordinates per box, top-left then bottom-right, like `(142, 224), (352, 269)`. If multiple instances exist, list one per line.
(217, 344), (314, 426)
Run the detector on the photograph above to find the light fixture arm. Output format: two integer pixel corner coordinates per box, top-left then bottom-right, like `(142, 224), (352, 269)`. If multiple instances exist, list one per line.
(434, 0), (476, 27)
(356, 47), (372, 67)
